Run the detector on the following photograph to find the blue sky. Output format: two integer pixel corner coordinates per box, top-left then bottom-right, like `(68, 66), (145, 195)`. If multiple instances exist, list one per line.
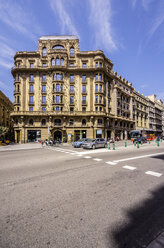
(0, 0), (164, 102)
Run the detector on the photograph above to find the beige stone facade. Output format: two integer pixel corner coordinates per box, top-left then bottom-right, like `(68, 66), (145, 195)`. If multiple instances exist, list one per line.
(11, 35), (163, 143)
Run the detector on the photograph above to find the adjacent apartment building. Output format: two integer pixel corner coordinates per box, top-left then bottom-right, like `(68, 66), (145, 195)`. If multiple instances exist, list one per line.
(11, 35), (136, 143)
(0, 90), (14, 139)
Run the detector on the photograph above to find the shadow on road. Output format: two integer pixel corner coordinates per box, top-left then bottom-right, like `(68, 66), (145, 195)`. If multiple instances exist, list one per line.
(152, 154), (164, 161)
(110, 185), (164, 248)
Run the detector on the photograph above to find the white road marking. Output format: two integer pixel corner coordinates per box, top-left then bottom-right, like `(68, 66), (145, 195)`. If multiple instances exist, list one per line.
(84, 156), (92, 159)
(113, 152), (164, 163)
(93, 158), (102, 161)
(123, 165), (136, 170)
(145, 171), (162, 177)
(106, 161), (117, 165)
(65, 152), (70, 154)
(76, 154), (83, 157)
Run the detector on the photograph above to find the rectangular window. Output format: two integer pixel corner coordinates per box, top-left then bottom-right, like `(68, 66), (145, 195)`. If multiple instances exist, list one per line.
(30, 63), (34, 68)
(98, 119), (102, 125)
(82, 107), (86, 113)
(82, 85), (86, 93)
(70, 75), (74, 82)
(29, 74), (34, 82)
(61, 74), (63, 80)
(96, 74), (98, 81)
(82, 63), (87, 68)
(29, 96), (33, 103)
(95, 62), (98, 68)
(82, 96), (86, 104)
(61, 96), (63, 103)
(99, 74), (102, 80)
(56, 84), (60, 92)
(82, 75), (86, 82)
(99, 85), (102, 92)
(61, 84), (63, 92)
(42, 96), (46, 104)
(29, 107), (33, 112)
(42, 63), (46, 67)
(70, 63), (74, 67)
(95, 107), (98, 112)
(56, 73), (60, 80)
(70, 85), (74, 93)
(42, 107), (46, 112)
(95, 95), (98, 103)
(70, 107), (74, 112)
(56, 95), (60, 103)
(42, 85), (46, 93)
(99, 62), (102, 67)
(56, 106), (60, 111)
(42, 75), (46, 82)
(70, 96), (74, 104)
(29, 85), (33, 93)
(96, 84), (98, 92)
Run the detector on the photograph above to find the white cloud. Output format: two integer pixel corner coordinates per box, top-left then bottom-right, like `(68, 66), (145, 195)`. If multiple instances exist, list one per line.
(49, 0), (79, 37)
(0, 0), (43, 41)
(88, 0), (117, 52)
(148, 13), (164, 39)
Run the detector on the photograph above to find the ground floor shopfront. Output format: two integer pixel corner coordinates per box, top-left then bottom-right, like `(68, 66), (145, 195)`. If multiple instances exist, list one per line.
(14, 126), (131, 143)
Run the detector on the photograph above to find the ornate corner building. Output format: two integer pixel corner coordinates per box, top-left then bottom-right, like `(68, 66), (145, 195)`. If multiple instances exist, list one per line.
(11, 35), (155, 143)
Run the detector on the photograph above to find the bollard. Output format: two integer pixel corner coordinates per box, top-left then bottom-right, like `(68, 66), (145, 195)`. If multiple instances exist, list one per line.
(108, 143), (110, 150)
(160, 139), (162, 142)
(157, 141), (159, 147)
(125, 141), (127, 147)
(113, 143), (115, 150)
(141, 140), (143, 145)
(149, 140), (150, 144)
(137, 142), (139, 148)
(134, 141), (136, 146)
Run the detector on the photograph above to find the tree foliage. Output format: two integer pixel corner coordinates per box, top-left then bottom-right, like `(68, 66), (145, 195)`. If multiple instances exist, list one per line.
(0, 126), (9, 139)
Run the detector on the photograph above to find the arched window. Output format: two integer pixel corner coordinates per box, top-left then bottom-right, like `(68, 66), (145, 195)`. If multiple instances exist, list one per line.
(54, 119), (61, 126)
(29, 119), (33, 125)
(61, 58), (64, 66)
(82, 119), (86, 126)
(69, 119), (74, 126)
(42, 119), (46, 126)
(70, 47), (74, 56)
(42, 47), (47, 56)
(56, 58), (60, 66)
(52, 45), (64, 50)
(51, 58), (55, 66)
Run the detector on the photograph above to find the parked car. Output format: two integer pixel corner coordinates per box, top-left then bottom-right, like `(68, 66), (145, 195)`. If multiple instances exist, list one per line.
(82, 138), (107, 149)
(133, 137), (147, 144)
(72, 138), (88, 148)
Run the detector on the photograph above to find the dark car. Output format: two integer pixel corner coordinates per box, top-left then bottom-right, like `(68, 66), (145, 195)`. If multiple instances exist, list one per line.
(72, 138), (88, 148)
(133, 137), (147, 144)
(82, 138), (107, 149)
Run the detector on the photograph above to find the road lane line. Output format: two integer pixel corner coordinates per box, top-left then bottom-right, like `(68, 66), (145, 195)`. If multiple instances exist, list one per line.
(106, 161), (117, 165)
(113, 152), (164, 163)
(93, 158), (102, 161)
(145, 171), (162, 177)
(76, 154), (83, 156)
(84, 156), (92, 159)
(123, 165), (136, 170)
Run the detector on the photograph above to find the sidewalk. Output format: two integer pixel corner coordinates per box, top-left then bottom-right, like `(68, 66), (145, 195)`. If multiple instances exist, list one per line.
(0, 140), (163, 152)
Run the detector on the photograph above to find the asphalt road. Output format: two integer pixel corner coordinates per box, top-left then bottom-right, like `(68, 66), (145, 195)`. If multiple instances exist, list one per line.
(0, 142), (164, 248)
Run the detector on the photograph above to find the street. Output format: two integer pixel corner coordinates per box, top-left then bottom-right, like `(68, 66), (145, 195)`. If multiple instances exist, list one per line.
(0, 141), (164, 248)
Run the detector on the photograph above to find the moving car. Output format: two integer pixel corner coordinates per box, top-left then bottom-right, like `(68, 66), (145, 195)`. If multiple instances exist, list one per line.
(82, 138), (107, 149)
(133, 137), (147, 144)
(72, 138), (88, 148)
